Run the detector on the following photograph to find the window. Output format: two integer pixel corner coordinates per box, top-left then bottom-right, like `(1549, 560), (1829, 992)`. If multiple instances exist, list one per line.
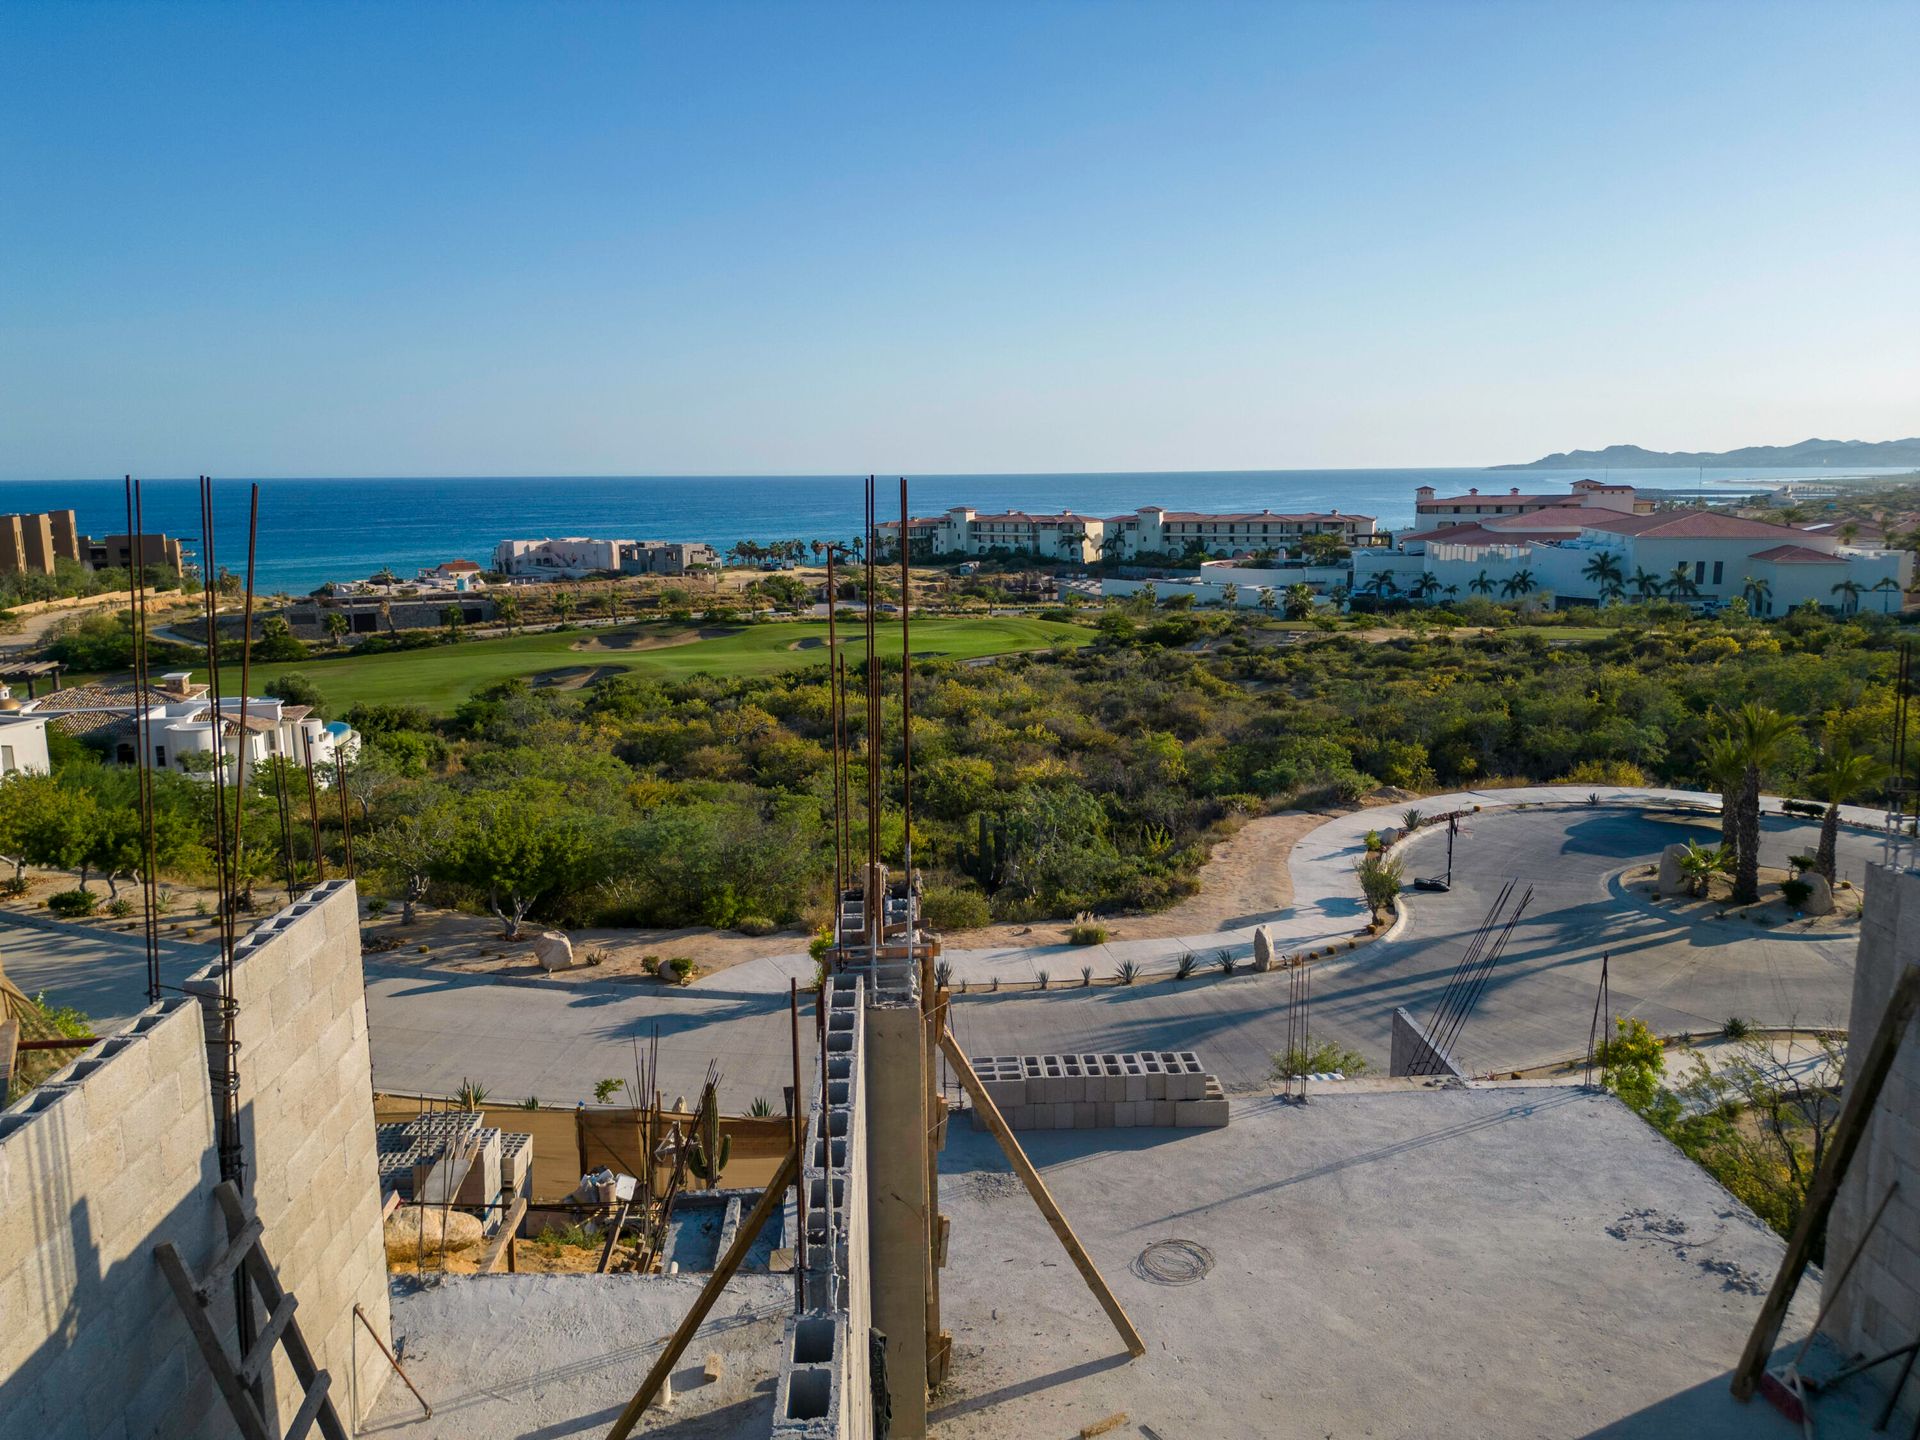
(155, 745), (166, 767)
(0, 746), (13, 774)
(1712, 561), (1724, 586)
(1694, 561), (1706, 584)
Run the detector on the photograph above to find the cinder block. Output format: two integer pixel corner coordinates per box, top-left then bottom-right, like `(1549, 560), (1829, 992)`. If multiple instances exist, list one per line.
(1052, 1104), (1075, 1130)
(1176, 1098), (1231, 1127)
(1111, 1101), (1136, 1127)
(1123, 1074), (1149, 1103)
(1072, 1103), (1096, 1129)
(1152, 1100), (1177, 1126)
(1094, 1103), (1114, 1128)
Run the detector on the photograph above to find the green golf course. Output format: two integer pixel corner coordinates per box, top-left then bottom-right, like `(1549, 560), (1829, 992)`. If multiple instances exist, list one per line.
(249, 616), (1090, 714)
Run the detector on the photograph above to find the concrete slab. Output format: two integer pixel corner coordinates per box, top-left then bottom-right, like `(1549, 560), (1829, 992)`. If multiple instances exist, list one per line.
(932, 1086), (1881, 1440)
(361, 1273), (793, 1439)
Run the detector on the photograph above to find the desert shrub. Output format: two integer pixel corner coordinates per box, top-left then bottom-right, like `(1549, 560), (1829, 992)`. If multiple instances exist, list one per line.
(922, 884), (991, 931)
(1781, 878), (1812, 909)
(666, 956), (697, 984)
(1271, 1042), (1369, 1079)
(732, 914), (777, 936)
(1174, 951), (1197, 980)
(106, 897), (133, 918)
(46, 889), (96, 917)
(1066, 921), (1108, 946)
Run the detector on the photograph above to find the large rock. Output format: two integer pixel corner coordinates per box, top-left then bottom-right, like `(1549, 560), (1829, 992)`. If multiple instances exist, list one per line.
(1656, 843), (1692, 897)
(1800, 871), (1835, 916)
(533, 931), (576, 970)
(1251, 926), (1274, 972)
(383, 1206), (485, 1262)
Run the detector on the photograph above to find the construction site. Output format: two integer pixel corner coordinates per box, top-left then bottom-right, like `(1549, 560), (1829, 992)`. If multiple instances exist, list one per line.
(5, 478), (1920, 1440)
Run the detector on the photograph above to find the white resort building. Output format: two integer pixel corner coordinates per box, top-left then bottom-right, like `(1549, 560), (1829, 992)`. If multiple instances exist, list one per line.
(1356, 485), (1911, 613)
(492, 537), (719, 579)
(21, 672), (359, 782)
(882, 504), (1378, 562)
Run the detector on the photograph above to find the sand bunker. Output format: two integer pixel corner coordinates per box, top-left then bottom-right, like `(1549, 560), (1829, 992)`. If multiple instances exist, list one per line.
(571, 626), (735, 652)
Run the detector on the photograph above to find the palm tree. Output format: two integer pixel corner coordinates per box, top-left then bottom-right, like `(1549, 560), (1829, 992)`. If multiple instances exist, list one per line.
(1666, 565), (1700, 601)
(1724, 702), (1800, 904)
(1257, 586), (1278, 617)
(1629, 567), (1663, 600)
(1410, 573), (1441, 604)
(1443, 583), (1460, 602)
(1831, 578), (1864, 614)
(1364, 571), (1399, 599)
(1873, 575), (1903, 613)
(1499, 569), (1537, 599)
(1675, 840), (1731, 899)
(1740, 575), (1771, 614)
(1599, 578), (1625, 603)
(1811, 736), (1890, 882)
(1702, 733), (1745, 863)
(555, 591), (577, 624)
(1468, 570), (1495, 596)
(1581, 552), (1624, 599)
(1219, 582), (1238, 608)
(323, 610), (350, 645)
(1282, 582), (1314, 620)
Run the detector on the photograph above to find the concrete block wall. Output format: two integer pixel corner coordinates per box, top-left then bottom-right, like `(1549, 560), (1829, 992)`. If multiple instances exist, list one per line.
(1389, 1007), (1465, 1079)
(182, 879), (391, 1429)
(1824, 862), (1920, 1429)
(0, 997), (231, 1440)
(968, 1051), (1228, 1130)
(773, 974), (872, 1438)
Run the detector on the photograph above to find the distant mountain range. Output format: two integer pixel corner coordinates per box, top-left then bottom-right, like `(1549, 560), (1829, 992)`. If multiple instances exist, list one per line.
(1496, 438), (1920, 471)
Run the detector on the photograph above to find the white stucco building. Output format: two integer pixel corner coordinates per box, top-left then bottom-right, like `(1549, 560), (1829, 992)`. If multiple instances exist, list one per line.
(493, 537), (718, 578)
(885, 505), (1378, 562)
(22, 673), (358, 784)
(1354, 505), (1911, 614)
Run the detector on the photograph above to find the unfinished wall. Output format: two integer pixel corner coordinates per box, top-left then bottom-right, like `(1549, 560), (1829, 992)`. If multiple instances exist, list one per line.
(0, 998), (229, 1439)
(0, 879), (390, 1438)
(182, 878), (391, 1429)
(1390, 1007), (1465, 1079)
(772, 974), (872, 1439)
(1823, 861), (1920, 1427)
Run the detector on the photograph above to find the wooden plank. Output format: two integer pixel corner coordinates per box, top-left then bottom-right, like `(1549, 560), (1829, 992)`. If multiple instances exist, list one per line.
(239, 1291), (299, 1385)
(154, 1240), (274, 1440)
(478, 1193), (529, 1275)
(1732, 962), (1920, 1401)
(596, 1196), (634, 1274)
(939, 1027), (1147, 1358)
(281, 1370), (332, 1440)
(193, 1217), (264, 1302)
(606, 1144), (800, 1440)
(381, 1190), (401, 1221)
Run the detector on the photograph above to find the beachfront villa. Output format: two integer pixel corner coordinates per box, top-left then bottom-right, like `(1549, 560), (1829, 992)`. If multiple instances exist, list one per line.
(1413, 478), (1654, 520)
(492, 536), (719, 579)
(1355, 486), (1911, 613)
(879, 504), (1379, 562)
(20, 672), (358, 783)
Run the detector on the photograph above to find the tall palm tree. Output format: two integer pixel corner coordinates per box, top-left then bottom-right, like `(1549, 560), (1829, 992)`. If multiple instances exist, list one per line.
(1740, 575), (1771, 613)
(1666, 565), (1700, 600)
(1410, 573), (1441, 604)
(1831, 578), (1864, 614)
(1365, 571), (1399, 598)
(1811, 736), (1889, 882)
(1499, 569), (1537, 599)
(1282, 582), (1314, 620)
(1724, 702), (1800, 904)
(1581, 551), (1624, 598)
(1257, 586), (1278, 616)
(1219, 582), (1239, 608)
(1702, 733), (1745, 863)
(1872, 575), (1902, 613)
(1599, 578), (1625, 604)
(1630, 567), (1663, 600)
(1468, 570), (1495, 596)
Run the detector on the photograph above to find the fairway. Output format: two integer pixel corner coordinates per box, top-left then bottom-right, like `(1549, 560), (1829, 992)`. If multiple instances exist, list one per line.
(250, 616), (1089, 713)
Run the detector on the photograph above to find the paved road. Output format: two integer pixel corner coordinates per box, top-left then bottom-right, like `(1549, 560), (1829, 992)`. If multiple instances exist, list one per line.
(954, 805), (1885, 1087)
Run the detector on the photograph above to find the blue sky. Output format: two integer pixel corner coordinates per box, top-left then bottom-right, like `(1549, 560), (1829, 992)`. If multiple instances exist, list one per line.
(2, 1), (1915, 477)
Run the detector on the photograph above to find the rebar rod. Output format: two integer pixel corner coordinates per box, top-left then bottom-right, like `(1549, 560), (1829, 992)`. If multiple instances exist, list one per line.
(229, 485), (260, 915)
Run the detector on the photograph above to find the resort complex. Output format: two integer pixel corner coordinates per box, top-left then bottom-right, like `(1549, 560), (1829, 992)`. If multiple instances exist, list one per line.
(493, 535), (720, 578)
(882, 502), (1379, 561)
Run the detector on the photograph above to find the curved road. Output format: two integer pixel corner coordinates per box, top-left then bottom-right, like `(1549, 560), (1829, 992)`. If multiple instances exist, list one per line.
(5, 787), (1905, 1107)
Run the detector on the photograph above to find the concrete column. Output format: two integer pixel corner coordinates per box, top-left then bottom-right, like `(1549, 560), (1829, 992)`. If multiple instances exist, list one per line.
(865, 1002), (930, 1436)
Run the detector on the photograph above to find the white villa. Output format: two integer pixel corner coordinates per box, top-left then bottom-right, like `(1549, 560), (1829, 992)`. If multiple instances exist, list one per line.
(882, 505), (1378, 562)
(493, 537), (718, 578)
(1355, 487), (1911, 614)
(22, 672), (358, 783)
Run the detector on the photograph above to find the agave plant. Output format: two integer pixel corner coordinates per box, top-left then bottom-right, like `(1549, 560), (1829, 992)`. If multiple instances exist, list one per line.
(1215, 949), (1237, 976)
(934, 957), (953, 989)
(1035, 969), (1050, 990)
(748, 1096), (774, 1117)
(1174, 951), (1197, 981)
(455, 1078), (489, 1111)
(1116, 959), (1139, 985)
(1402, 808), (1424, 832)
(1080, 964), (1093, 986)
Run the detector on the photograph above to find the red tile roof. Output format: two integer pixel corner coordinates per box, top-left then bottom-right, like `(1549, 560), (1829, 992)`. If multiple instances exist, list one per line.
(1748, 544), (1846, 564)
(1399, 523), (1542, 547)
(1576, 509), (1805, 540)
(1149, 511), (1373, 523)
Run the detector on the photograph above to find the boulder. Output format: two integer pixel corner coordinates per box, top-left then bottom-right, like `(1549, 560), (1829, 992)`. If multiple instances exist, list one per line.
(1800, 872), (1835, 916)
(1251, 926), (1274, 972)
(383, 1206), (485, 1262)
(1656, 843), (1692, 898)
(533, 931), (576, 971)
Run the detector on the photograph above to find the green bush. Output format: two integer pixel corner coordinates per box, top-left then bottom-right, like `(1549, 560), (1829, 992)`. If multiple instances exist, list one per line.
(666, 956), (697, 984)
(106, 897), (133, 918)
(1065, 921), (1108, 946)
(922, 884), (991, 931)
(1781, 878), (1812, 909)
(732, 913), (778, 936)
(46, 889), (96, 917)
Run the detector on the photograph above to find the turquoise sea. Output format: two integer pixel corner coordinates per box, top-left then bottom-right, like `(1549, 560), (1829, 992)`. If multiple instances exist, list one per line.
(0, 468), (1899, 596)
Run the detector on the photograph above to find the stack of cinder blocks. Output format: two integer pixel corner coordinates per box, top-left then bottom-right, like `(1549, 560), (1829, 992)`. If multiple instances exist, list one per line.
(374, 1111), (528, 1210)
(970, 1051), (1229, 1129)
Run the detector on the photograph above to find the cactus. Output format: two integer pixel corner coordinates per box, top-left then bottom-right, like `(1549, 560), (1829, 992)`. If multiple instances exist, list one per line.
(689, 1089), (728, 1187)
(688, 1133), (731, 1184)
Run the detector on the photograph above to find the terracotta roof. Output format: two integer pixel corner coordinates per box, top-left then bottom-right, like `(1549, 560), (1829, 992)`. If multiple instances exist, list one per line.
(1481, 506), (1596, 531)
(1400, 523), (1527, 547)
(437, 559), (481, 572)
(1418, 490), (1564, 507)
(1748, 544), (1846, 564)
(1149, 511), (1373, 524)
(1576, 509), (1806, 540)
(962, 511), (1099, 524)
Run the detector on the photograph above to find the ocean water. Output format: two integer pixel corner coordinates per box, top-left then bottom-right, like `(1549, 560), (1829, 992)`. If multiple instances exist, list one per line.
(0, 468), (1897, 596)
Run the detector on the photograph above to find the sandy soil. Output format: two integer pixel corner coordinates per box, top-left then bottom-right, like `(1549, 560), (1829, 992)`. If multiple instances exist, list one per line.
(1622, 863), (1863, 931)
(364, 793), (1414, 985)
(0, 867), (227, 947)
(569, 626), (733, 652)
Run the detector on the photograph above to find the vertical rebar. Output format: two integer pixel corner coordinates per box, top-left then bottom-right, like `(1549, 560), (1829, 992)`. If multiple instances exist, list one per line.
(899, 477), (913, 893)
(230, 485), (260, 913)
(826, 545), (842, 904)
(789, 978), (806, 1313)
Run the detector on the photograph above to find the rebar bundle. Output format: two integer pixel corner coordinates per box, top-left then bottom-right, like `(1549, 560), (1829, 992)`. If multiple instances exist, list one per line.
(1410, 881), (1533, 1076)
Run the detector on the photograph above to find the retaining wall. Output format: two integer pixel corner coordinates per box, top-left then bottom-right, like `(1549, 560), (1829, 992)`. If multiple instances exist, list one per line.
(1389, 1007), (1465, 1079)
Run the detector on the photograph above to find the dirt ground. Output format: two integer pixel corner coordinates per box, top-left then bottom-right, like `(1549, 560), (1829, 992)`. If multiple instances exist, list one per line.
(0, 867), (227, 946)
(1622, 862), (1863, 930)
(363, 794), (1416, 985)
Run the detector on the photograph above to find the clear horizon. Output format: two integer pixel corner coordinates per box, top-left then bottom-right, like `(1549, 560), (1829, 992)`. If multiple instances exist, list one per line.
(3, 1), (1916, 479)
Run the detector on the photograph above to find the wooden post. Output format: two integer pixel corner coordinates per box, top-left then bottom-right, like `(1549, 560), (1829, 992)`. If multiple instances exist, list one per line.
(478, 1194), (528, 1275)
(937, 1027), (1146, 1358)
(0, 1018), (17, 1103)
(1732, 963), (1920, 1400)
(605, 1144), (800, 1440)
